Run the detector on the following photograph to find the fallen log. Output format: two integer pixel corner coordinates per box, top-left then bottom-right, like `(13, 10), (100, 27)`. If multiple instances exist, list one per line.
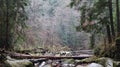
(10, 55), (93, 59)
(0, 50), (93, 60)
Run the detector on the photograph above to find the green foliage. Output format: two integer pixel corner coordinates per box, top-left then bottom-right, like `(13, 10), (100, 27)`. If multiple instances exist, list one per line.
(94, 43), (120, 61)
(70, 0), (120, 59)
(70, 0), (111, 49)
(0, 0), (28, 50)
(70, 0), (109, 33)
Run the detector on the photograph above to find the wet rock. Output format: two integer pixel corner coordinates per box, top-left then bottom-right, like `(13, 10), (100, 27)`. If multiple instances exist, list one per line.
(39, 61), (46, 67)
(76, 63), (103, 67)
(106, 58), (113, 67)
(43, 64), (52, 67)
(76, 65), (84, 67)
(75, 57), (115, 67)
(5, 59), (34, 67)
(87, 63), (103, 67)
(62, 63), (75, 67)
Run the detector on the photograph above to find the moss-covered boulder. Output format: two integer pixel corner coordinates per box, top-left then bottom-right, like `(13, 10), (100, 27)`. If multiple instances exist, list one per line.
(0, 52), (34, 67)
(75, 57), (120, 67)
(4, 59), (34, 67)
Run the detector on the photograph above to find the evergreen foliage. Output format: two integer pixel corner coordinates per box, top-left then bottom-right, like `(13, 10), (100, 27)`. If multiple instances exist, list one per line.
(70, 0), (120, 43)
(0, 0), (28, 50)
(70, 0), (120, 59)
(70, 0), (109, 33)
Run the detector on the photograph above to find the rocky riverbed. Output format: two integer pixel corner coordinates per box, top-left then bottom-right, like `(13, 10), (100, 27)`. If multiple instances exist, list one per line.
(1, 55), (120, 67)
(0, 49), (120, 67)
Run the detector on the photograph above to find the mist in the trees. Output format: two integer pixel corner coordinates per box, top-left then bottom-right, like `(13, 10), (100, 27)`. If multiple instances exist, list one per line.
(25, 0), (91, 50)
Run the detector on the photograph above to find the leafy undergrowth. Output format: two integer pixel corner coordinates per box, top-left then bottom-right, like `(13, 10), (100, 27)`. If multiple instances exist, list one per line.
(14, 44), (71, 53)
(94, 42), (120, 61)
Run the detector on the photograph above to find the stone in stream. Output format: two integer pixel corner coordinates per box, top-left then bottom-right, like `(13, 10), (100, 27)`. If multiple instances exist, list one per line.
(106, 58), (113, 67)
(39, 61), (46, 67)
(87, 63), (103, 67)
(43, 64), (52, 67)
(76, 63), (103, 67)
(75, 57), (116, 67)
(62, 59), (75, 67)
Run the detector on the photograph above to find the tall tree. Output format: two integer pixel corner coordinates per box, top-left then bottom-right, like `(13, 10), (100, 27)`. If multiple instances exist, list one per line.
(0, 0), (28, 50)
(5, 0), (9, 49)
(70, 0), (117, 44)
(108, 0), (115, 39)
(116, 0), (120, 37)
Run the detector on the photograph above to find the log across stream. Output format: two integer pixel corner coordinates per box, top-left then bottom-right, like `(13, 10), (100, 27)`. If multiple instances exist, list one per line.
(0, 49), (95, 67)
(0, 50), (93, 59)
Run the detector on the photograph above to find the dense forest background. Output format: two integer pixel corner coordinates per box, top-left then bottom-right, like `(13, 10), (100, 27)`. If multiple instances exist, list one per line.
(20, 0), (102, 50)
(1, 0), (120, 53)
(0, 0), (106, 51)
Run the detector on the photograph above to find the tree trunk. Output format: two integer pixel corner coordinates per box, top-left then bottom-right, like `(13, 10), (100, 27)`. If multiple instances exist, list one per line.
(108, 0), (115, 40)
(90, 33), (95, 48)
(116, 0), (120, 37)
(106, 25), (112, 43)
(5, 0), (9, 50)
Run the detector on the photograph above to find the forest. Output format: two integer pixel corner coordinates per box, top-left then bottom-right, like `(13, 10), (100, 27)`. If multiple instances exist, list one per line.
(0, 0), (120, 67)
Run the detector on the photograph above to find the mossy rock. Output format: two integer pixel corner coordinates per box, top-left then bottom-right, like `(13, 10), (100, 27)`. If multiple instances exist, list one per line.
(63, 59), (75, 64)
(75, 56), (98, 63)
(75, 57), (107, 66)
(75, 57), (115, 67)
(5, 60), (34, 67)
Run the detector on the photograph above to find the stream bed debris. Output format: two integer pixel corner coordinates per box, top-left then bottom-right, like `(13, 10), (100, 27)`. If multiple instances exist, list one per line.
(0, 49), (94, 67)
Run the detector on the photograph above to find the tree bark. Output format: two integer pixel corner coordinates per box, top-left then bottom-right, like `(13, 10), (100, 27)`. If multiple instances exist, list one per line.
(108, 0), (115, 39)
(5, 0), (9, 50)
(106, 25), (112, 43)
(90, 33), (95, 48)
(116, 0), (120, 37)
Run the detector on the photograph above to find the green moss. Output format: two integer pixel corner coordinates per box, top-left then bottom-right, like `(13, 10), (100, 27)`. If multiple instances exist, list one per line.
(75, 57), (113, 67)
(63, 59), (75, 64)
(116, 37), (120, 42)
(5, 60), (34, 67)
(95, 57), (107, 66)
(113, 61), (120, 67)
(75, 56), (98, 63)
(94, 43), (120, 61)
(113, 61), (118, 67)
